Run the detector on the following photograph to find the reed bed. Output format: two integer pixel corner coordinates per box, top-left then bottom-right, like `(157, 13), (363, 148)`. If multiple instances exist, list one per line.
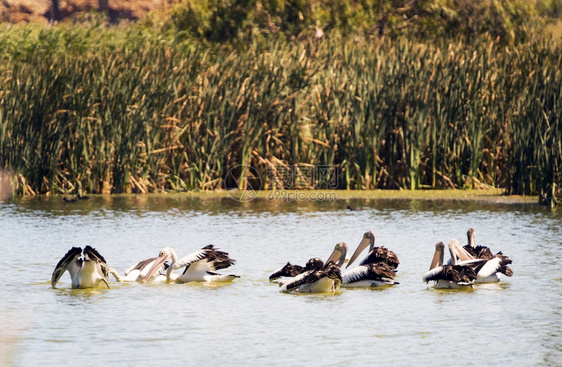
(0, 27), (560, 197)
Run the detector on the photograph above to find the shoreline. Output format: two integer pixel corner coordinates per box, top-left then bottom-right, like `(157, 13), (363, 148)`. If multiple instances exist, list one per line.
(203, 188), (539, 204)
(10, 188), (539, 205)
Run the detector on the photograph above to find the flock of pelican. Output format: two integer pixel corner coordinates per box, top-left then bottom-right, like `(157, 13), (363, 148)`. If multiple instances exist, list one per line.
(271, 231), (400, 293)
(51, 244), (239, 289)
(422, 229), (513, 289)
(51, 228), (513, 293)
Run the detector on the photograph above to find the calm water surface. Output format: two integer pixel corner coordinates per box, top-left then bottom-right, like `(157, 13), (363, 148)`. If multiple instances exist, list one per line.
(0, 194), (561, 366)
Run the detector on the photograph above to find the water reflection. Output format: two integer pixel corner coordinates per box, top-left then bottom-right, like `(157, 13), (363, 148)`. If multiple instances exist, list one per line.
(5, 193), (556, 222)
(54, 288), (110, 306)
(473, 282), (511, 290)
(291, 292), (343, 301)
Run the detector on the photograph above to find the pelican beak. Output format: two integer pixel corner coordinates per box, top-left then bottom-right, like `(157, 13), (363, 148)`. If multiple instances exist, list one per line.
(326, 243), (347, 267)
(429, 248), (441, 270)
(454, 242), (474, 261)
(346, 236), (370, 268)
(142, 254), (169, 283)
(447, 239), (465, 265)
(447, 238), (475, 263)
(429, 242), (445, 270)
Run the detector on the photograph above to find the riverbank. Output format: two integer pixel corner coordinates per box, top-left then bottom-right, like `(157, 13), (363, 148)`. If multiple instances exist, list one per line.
(6, 188), (539, 207)
(202, 189), (538, 206)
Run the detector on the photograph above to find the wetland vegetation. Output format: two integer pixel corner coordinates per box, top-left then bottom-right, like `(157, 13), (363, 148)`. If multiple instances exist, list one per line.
(0, 0), (560, 201)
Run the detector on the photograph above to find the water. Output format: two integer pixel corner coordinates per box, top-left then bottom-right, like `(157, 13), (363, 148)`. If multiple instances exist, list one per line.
(1, 194), (561, 366)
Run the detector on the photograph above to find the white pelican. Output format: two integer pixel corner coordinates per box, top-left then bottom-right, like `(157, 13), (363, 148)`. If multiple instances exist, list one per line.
(142, 245), (239, 283)
(121, 256), (170, 282)
(51, 246), (121, 289)
(448, 239), (513, 283)
(422, 241), (477, 289)
(279, 257), (342, 293)
(269, 262), (304, 282)
(327, 242), (399, 287)
(346, 231), (400, 270)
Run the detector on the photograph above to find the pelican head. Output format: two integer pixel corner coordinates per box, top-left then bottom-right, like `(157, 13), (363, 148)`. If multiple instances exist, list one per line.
(325, 242), (348, 267)
(346, 231), (375, 268)
(467, 228), (476, 248)
(269, 262), (304, 282)
(142, 246), (176, 283)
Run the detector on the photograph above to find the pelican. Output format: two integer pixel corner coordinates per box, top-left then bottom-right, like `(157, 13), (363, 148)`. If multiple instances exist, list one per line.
(121, 256), (170, 282)
(51, 246), (121, 289)
(448, 239), (513, 283)
(422, 241), (477, 289)
(464, 228), (495, 259)
(279, 258), (342, 293)
(142, 245), (239, 283)
(270, 239), (348, 284)
(269, 262), (304, 282)
(327, 242), (399, 287)
(346, 231), (399, 270)
(461, 228), (513, 282)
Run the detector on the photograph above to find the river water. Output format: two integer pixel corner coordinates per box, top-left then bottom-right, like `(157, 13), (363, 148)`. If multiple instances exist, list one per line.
(0, 194), (560, 366)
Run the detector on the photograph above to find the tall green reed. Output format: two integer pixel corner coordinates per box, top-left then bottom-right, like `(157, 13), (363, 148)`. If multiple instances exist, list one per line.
(0, 26), (560, 197)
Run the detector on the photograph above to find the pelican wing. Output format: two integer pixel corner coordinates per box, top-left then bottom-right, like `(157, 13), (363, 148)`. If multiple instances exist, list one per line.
(173, 248), (210, 270)
(475, 246), (494, 259)
(174, 245), (235, 272)
(493, 252), (513, 276)
(54, 247), (82, 269)
(344, 263), (396, 284)
(51, 266), (68, 288)
(500, 265), (513, 277)
(422, 266), (445, 283)
(476, 255), (513, 278)
(359, 246), (400, 269)
(423, 265), (477, 283)
(83, 245), (108, 264)
(321, 262), (342, 284)
(279, 270), (318, 292)
(203, 245), (236, 271)
(125, 257), (157, 276)
(181, 258), (215, 277)
(464, 244), (494, 260)
(343, 266), (370, 283)
(51, 247), (82, 288)
(423, 266), (458, 282)
(457, 253), (512, 278)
